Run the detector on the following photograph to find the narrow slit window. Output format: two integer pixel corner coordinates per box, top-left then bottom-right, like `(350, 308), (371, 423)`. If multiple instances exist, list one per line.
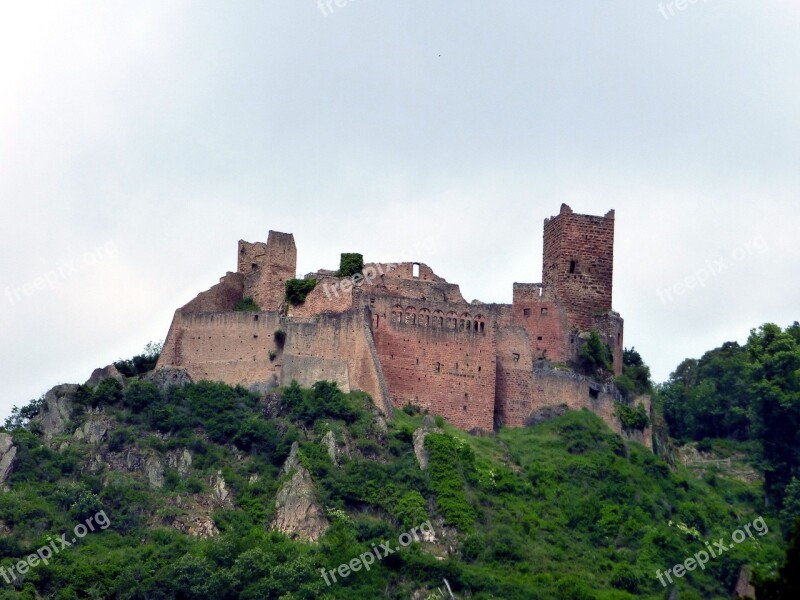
(412, 263), (420, 278)
(569, 260), (576, 274)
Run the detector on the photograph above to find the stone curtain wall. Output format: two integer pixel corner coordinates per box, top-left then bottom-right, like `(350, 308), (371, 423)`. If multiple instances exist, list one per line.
(157, 309), (392, 415)
(371, 297), (497, 430)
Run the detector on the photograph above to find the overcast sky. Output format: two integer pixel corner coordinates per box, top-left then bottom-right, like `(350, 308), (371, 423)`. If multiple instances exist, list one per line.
(1, 1), (798, 419)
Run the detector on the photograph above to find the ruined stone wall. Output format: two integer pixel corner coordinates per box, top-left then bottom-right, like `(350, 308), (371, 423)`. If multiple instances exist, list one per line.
(157, 311), (283, 387)
(591, 312), (624, 376)
(526, 368), (652, 448)
(280, 311), (392, 415)
(370, 296), (496, 430)
(543, 204), (615, 332)
(510, 283), (571, 364)
(494, 326), (534, 428)
(290, 275), (354, 317)
(358, 263), (466, 304)
(239, 231), (297, 311)
(180, 272), (244, 313)
(156, 308), (392, 415)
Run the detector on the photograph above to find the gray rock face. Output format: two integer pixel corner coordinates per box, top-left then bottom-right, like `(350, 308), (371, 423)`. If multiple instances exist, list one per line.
(0, 433), (17, 485)
(413, 418), (443, 470)
(166, 448), (192, 477)
(210, 472), (232, 508)
(86, 365), (125, 387)
(74, 414), (113, 444)
(102, 448), (165, 489)
(36, 384), (79, 440)
(271, 442), (329, 542)
(145, 367), (193, 392)
(320, 430), (351, 467)
(321, 430), (338, 464)
(145, 456), (165, 489)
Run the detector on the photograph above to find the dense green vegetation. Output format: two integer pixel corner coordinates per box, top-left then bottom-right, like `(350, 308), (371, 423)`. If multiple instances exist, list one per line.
(336, 253), (364, 278)
(615, 347), (653, 399)
(285, 278), (317, 305)
(0, 373), (784, 599)
(113, 341), (162, 378)
(3, 321), (800, 598)
(234, 297), (261, 312)
(659, 323), (800, 510)
(577, 330), (613, 378)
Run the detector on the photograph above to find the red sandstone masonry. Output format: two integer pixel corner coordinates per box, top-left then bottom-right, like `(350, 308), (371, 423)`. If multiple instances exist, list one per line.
(543, 204), (615, 331)
(372, 309), (496, 431)
(154, 207), (645, 445)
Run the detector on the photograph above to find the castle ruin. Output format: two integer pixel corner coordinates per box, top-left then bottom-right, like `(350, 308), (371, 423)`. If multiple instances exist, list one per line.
(156, 204), (651, 445)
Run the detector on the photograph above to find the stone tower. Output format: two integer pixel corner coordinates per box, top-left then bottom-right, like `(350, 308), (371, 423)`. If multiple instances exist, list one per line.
(542, 204), (616, 332)
(238, 230), (297, 311)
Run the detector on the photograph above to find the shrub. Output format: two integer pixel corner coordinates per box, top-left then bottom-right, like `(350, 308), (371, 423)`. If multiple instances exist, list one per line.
(616, 402), (649, 431)
(268, 351), (277, 362)
(285, 279), (317, 305)
(108, 428), (134, 453)
(114, 341), (162, 376)
(234, 297), (260, 312)
(578, 330), (613, 377)
(425, 433), (477, 531)
(280, 380), (358, 425)
(402, 403), (421, 416)
(124, 380), (162, 412)
(90, 378), (123, 407)
(336, 253), (364, 278)
(392, 491), (428, 529)
(186, 478), (204, 494)
(614, 373), (636, 399)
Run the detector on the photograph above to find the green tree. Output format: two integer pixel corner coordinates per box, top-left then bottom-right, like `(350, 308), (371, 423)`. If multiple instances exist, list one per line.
(578, 330), (613, 378)
(337, 252), (364, 277)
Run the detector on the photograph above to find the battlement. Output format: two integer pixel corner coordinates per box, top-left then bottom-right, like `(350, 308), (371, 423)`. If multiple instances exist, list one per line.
(543, 203), (615, 332)
(155, 206), (641, 444)
(238, 230), (297, 311)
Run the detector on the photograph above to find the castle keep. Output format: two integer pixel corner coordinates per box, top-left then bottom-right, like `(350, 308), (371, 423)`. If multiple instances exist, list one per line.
(157, 204), (650, 444)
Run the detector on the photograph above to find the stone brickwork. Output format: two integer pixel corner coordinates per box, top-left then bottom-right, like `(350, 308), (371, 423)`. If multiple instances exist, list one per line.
(239, 231), (296, 311)
(370, 295), (496, 431)
(543, 204), (615, 328)
(156, 207), (646, 447)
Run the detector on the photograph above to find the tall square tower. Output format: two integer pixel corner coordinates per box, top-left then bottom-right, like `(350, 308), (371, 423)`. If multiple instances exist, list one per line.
(542, 204), (616, 332)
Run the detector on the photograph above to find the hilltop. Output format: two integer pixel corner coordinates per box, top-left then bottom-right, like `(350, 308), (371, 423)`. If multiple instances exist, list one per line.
(0, 354), (787, 599)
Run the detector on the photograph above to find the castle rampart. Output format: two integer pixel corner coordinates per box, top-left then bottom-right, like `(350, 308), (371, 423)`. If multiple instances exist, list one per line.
(156, 206), (648, 447)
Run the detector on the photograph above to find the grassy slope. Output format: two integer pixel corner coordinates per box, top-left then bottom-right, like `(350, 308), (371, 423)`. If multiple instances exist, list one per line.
(0, 383), (785, 599)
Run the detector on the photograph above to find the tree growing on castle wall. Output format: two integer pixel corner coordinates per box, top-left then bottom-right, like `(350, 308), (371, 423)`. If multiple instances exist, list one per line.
(577, 330), (613, 379)
(336, 253), (364, 278)
(615, 347), (653, 400)
(285, 278), (317, 305)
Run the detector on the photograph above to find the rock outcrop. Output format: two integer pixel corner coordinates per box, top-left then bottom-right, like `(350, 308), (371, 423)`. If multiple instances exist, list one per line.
(210, 471), (233, 508)
(98, 447), (165, 489)
(166, 448), (193, 477)
(86, 365), (125, 387)
(35, 384), (79, 440)
(271, 442), (329, 542)
(146, 367), (193, 392)
(0, 433), (17, 487)
(74, 413), (113, 444)
(413, 415), (443, 470)
(320, 430), (352, 466)
(161, 494), (220, 539)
